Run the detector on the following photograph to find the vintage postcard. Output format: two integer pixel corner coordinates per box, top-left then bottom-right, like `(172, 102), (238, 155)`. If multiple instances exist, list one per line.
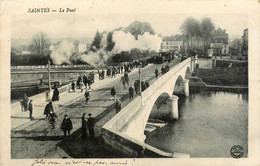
(0, 0), (260, 165)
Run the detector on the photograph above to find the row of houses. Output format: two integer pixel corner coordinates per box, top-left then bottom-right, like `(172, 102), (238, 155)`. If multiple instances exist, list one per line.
(160, 28), (230, 55)
(160, 27), (248, 57)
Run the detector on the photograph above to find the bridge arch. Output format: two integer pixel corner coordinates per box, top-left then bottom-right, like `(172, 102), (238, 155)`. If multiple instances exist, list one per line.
(140, 65), (192, 140)
(185, 66), (191, 79)
(148, 92), (171, 121)
(172, 75), (184, 95)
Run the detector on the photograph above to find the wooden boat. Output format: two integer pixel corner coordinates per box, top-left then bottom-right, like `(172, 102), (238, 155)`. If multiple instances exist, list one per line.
(147, 119), (167, 128)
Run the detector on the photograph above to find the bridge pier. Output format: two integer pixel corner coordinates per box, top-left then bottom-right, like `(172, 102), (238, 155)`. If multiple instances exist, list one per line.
(167, 95), (179, 119)
(182, 79), (189, 96)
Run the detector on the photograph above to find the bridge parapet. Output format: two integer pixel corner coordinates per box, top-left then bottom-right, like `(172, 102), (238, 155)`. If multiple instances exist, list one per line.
(142, 58), (191, 103)
(105, 96), (142, 131)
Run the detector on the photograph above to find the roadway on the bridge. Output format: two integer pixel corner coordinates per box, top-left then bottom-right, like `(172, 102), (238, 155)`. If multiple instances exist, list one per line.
(11, 58), (181, 158)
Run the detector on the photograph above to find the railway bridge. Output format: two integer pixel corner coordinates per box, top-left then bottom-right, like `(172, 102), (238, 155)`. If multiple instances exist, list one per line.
(102, 57), (197, 158)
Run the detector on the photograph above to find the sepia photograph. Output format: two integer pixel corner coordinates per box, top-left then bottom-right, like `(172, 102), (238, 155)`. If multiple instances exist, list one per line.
(10, 12), (248, 159)
(1, 0), (260, 165)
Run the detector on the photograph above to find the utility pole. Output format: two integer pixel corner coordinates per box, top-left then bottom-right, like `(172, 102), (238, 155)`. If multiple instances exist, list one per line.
(48, 60), (51, 90)
(139, 62), (142, 107)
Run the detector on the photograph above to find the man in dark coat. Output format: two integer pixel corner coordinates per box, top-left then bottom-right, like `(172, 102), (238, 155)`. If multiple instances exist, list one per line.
(134, 80), (139, 96)
(124, 73), (129, 87)
(87, 113), (95, 139)
(87, 75), (92, 89)
(83, 75), (87, 87)
(52, 85), (60, 101)
(44, 101), (54, 119)
(98, 70), (101, 80)
(101, 69), (105, 79)
(28, 100), (33, 120)
(60, 114), (73, 138)
(121, 65), (124, 73)
(81, 113), (87, 138)
(84, 89), (90, 104)
(161, 66), (165, 75)
(22, 93), (29, 111)
(71, 81), (75, 92)
(110, 86), (116, 100)
(115, 99), (122, 114)
(76, 76), (82, 89)
(129, 85), (134, 99)
(111, 69), (116, 78)
(165, 64), (170, 72)
(155, 68), (158, 78)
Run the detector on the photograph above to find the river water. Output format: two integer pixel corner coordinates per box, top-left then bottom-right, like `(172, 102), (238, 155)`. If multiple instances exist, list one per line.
(145, 90), (248, 158)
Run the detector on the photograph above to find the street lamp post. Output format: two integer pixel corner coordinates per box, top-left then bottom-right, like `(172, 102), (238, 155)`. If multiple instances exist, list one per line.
(47, 60), (51, 91)
(139, 62), (142, 107)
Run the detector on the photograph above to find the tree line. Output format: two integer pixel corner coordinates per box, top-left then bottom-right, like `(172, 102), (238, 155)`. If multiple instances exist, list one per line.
(180, 17), (215, 53)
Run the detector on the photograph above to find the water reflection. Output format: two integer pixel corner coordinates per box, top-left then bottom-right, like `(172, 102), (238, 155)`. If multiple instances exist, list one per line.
(145, 90), (248, 158)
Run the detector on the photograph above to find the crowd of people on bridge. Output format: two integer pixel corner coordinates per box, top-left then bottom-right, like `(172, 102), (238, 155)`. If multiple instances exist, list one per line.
(161, 64), (170, 75)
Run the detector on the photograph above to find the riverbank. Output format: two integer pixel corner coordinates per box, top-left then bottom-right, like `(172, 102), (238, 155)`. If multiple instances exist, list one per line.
(189, 76), (248, 93)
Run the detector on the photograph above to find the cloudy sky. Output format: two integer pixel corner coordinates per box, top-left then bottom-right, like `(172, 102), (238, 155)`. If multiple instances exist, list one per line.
(12, 13), (247, 40)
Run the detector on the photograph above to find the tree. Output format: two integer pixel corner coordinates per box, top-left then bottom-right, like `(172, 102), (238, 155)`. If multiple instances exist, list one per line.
(200, 17), (215, 52)
(229, 38), (242, 56)
(29, 32), (50, 56)
(126, 21), (155, 40)
(180, 17), (201, 51)
(90, 31), (102, 52)
(163, 34), (186, 41)
(106, 32), (115, 51)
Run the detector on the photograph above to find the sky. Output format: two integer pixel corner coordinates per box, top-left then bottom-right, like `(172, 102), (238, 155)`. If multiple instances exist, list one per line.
(12, 13), (248, 41)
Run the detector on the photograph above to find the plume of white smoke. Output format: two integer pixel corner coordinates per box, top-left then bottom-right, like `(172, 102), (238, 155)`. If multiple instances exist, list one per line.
(50, 41), (75, 64)
(80, 33), (110, 66)
(49, 30), (162, 66)
(138, 32), (162, 51)
(81, 50), (110, 66)
(111, 31), (162, 54)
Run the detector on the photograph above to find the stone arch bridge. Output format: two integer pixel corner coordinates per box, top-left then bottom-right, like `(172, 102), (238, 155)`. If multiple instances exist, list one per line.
(102, 58), (197, 158)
